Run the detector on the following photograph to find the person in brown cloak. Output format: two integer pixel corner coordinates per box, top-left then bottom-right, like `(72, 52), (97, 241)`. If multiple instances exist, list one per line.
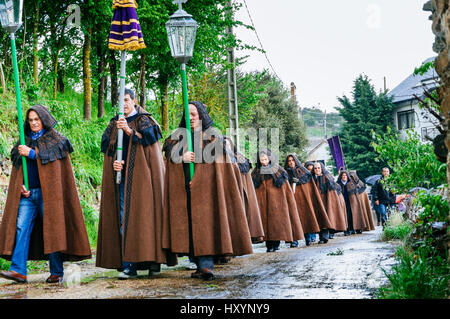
(96, 88), (174, 280)
(0, 105), (91, 284)
(304, 161), (314, 173)
(223, 136), (264, 244)
(162, 101), (253, 281)
(349, 170), (375, 231)
(251, 149), (304, 252)
(312, 162), (347, 242)
(337, 170), (369, 235)
(284, 154), (332, 246)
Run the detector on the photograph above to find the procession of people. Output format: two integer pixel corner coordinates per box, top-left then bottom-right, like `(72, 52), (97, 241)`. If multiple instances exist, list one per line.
(0, 89), (382, 284)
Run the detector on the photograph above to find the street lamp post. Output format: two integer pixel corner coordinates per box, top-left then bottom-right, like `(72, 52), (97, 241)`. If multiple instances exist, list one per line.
(166, 0), (198, 180)
(0, 0), (28, 190)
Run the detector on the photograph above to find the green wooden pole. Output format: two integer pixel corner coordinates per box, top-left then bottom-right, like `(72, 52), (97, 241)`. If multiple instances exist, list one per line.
(10, 33), (28, 190)
(180, 63), (194, 180)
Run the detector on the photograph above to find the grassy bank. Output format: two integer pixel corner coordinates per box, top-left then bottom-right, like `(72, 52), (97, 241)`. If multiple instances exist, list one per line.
(377, 192), (450, 299)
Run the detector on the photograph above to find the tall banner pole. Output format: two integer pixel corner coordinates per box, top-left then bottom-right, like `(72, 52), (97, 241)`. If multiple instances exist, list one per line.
(115, 50), (126, 184)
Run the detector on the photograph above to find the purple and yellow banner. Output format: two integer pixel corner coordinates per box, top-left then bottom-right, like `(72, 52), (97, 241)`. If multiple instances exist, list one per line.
(108, 0), (145, 51)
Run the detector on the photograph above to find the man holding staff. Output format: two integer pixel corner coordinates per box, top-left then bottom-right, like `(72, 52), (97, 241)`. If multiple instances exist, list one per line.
(96, 89), (176, 279)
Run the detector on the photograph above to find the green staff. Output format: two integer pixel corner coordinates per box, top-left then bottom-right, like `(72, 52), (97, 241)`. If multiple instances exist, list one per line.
(0, 0), (28, 190)
(166, 0), (199, 180)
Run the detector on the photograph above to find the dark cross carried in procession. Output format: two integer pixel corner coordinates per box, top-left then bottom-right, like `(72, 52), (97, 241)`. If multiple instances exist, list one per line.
(108, 0), (146, 184)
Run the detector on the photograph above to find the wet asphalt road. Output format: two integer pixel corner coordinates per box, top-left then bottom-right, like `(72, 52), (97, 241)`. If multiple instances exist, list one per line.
(0, 226), (397, 299)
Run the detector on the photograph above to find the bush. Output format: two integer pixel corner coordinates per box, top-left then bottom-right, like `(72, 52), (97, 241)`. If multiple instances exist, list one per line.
(382, 223), (413, 242)
(377, 246), (450, 299)
(0, 258), (10, 271)
(378, 192), (450, 299)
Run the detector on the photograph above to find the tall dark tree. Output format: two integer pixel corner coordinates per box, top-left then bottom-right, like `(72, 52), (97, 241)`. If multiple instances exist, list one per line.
(336, 74), (395, 178)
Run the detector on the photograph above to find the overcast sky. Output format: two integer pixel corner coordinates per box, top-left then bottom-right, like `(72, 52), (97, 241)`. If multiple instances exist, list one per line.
(233, 0), (436, 113)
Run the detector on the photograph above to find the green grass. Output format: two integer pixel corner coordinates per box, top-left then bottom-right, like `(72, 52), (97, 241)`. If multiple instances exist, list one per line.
(0, 258), (10, 271)
(381, 211), (413, 242)
(377, 246), (450, 299)
(327, 248), (344, 256)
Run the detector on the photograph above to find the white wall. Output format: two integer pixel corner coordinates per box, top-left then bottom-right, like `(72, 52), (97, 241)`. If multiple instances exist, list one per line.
(392, 100), (440, 142)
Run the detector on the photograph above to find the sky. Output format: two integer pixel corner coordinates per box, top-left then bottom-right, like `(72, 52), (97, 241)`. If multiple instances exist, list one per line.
(233, 0), (436, 113)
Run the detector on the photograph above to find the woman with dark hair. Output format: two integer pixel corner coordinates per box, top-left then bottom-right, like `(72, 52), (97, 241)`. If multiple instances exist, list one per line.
(284, 154), (332, 246)
(251, 149), (304, 252)
(223, 137), (264, 244)
(304, 161), (314, 173)
(312, 162), (347, 242)
(162, 101), (253, 281)
(337, 170), (368, 235)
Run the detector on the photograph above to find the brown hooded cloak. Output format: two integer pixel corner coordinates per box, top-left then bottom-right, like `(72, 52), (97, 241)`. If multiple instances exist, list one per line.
(284, 154), (332, 234)
(162, 102), (253, 257)
(312, 162), (347, 232)
(0, 105), (92, 261)
(251, 150), (304, 242)
(349, 171), (375, 231)
(337, 170), (369, 231)
(96, 106), (176, 269)
(223, 137), (264, 243)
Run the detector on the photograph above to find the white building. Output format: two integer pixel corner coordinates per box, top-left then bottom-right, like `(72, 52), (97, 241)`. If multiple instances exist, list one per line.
(387, 57), (440, 141)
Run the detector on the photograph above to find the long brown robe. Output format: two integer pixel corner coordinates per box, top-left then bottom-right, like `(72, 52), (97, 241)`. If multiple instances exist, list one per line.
(313, 173), (348, 232)
(337, 177), (368, 231)
(284, 155), (332, 234)
(252, 164), (304, 242)
(349, 171), (375, 231)
(96, 107), (176, 269)
(162, 129), (253, 257)
(240, 170), (265, 243)
(0, 106), (91, 261)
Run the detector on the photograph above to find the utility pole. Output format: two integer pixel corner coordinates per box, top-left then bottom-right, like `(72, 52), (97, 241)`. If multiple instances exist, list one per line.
(226, 0), (239, 151)
(290, 82), (301, 120)
(324, 109), (327, 139)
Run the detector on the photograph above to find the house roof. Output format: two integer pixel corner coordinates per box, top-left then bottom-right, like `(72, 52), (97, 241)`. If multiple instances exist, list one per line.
(387, 57), (439, 104)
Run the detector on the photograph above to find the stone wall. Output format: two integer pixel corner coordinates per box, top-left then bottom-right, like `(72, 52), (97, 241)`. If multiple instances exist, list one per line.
(423, 0), (450, 262)
(424, 0), (450, 185)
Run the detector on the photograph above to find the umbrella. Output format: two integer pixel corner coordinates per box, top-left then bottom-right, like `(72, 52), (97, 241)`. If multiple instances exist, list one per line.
(108, 0), (146, 184)
(364, 174), (381, 186)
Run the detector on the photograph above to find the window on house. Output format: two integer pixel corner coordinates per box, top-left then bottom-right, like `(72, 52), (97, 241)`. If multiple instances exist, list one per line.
(397, 110), (415, 130)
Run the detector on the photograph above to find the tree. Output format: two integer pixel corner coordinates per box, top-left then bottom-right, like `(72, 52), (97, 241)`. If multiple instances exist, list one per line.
(372, 128), (446, 193)
(336, 74), (395, 178)
(246, 71), (308, 163)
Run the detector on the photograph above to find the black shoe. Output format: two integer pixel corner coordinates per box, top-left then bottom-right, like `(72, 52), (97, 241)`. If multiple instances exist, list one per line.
(290, 241), (299, 248)
(200, 268), (215, 281)
(344, 231), (350, 236)
(305, 241), (311, 246)
(266, 247), (275, 252)
(356, 230), (362, 234)
(318, 240), (328, 244)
